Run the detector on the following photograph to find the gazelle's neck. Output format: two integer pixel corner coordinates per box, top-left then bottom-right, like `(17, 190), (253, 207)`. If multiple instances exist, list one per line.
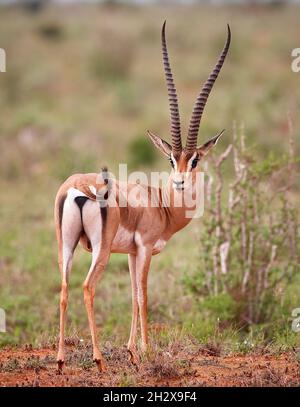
(160, 173), (200, 234)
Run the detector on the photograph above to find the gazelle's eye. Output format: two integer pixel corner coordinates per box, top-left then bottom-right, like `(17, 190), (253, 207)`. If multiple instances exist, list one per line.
(191, 158), (199, 169)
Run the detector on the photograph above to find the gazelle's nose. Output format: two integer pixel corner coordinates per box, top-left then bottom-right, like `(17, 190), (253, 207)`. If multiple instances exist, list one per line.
(173, 180), (184, 190)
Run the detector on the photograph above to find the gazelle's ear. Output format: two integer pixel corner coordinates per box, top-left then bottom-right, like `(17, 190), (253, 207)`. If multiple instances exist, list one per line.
(147, 130), (172, 158)
(197, 129), (225, 157)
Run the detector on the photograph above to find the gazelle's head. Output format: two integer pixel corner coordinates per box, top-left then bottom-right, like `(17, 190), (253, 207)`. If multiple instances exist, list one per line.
(148, 21), (231, 191)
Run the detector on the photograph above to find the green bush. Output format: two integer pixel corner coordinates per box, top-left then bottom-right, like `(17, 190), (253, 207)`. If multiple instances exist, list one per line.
(184, 124), (300, 329)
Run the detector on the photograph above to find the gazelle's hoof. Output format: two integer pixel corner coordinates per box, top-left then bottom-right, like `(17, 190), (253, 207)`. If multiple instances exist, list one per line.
(127, 348), (140, 368)
(57, 359), (64, 374)
(94, 358), (106, 373)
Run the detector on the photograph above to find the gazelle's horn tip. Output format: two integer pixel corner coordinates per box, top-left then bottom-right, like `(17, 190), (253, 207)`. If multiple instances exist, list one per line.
(227, 24), (231, 41)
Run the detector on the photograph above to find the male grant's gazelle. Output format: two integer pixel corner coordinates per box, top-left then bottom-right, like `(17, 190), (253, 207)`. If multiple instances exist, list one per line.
(55, 22), (231, 372)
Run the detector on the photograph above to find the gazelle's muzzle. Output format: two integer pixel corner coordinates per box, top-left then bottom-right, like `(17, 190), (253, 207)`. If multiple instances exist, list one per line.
(173, 179), (184, 191)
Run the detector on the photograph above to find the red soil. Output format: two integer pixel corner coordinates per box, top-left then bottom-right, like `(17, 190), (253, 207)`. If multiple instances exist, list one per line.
(0, 346), (299, 387)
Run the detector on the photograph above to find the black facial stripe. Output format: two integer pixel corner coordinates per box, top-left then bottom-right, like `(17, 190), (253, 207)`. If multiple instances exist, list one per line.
(191, 155), (199, 169)
(168, 157), (175, 168)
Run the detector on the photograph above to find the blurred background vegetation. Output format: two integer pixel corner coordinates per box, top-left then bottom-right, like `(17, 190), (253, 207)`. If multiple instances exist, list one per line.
(0, 1), (299, 354)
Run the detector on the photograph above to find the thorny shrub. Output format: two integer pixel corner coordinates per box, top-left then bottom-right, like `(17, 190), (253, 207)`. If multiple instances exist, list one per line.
(185, 121), (300, 327)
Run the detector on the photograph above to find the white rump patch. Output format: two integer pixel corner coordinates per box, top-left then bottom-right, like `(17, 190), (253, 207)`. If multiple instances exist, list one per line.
(61, 188), (88, 275)
(67, 187), (89, 200)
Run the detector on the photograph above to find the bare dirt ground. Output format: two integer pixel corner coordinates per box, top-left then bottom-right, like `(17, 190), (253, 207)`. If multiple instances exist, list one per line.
(0, 345), (299, 387)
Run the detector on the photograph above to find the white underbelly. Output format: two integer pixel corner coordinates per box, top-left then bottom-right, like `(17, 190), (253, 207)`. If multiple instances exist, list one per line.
(111, 225), (135, 254)
(111, 225), (168, 255)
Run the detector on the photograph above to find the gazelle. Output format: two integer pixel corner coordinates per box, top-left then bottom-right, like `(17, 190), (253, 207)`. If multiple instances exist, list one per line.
(55, 22), (231, 372)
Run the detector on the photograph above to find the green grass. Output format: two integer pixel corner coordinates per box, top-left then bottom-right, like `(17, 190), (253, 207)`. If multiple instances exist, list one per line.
(0, 3), (299, 353)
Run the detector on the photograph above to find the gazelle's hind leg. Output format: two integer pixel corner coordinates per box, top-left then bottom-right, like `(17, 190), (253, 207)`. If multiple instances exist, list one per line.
(82, 200), (119, 372)
(83, 245), (109, 372)
(55, 192), (82, 372)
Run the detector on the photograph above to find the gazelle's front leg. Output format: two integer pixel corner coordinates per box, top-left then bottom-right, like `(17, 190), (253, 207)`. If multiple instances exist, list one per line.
(136, 243), (152, 353)
(127, 253), (139, 365)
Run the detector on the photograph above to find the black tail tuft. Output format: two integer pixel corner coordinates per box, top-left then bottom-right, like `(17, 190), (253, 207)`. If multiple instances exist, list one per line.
(101, 166), (109, 185)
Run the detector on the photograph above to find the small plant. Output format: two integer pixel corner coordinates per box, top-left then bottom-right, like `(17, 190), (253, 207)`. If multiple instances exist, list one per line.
(146, 353), (180, 380)
(66, 347), (94, 370)
(184, 120), (299, 328)
(78, 357), (94, 371)
(24, 355), (47, 371)
(1, 358), (21, 373)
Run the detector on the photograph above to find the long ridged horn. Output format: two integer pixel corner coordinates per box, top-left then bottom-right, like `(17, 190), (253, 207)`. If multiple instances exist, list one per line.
(186, 24), (231, 153)
(161, 21), (182, 155)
